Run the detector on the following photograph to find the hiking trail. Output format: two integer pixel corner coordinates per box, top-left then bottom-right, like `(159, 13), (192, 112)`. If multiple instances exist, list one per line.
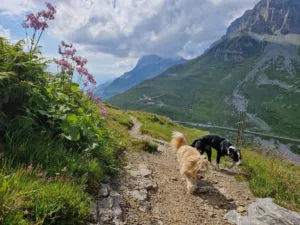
(118, 116), (255, 225)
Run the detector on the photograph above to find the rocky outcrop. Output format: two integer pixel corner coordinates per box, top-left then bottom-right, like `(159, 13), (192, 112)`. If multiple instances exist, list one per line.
(89, 183), (124, 225)
(122, 163), (158, 213)
(226, 0), (300, 36)
(224, 198), (300, 225)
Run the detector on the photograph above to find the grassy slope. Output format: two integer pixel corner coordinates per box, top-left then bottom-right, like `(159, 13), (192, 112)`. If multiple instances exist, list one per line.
(110, 43), (300, 139)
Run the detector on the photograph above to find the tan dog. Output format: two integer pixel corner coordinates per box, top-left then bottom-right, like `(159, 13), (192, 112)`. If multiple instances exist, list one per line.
(171, 131), (210, 193)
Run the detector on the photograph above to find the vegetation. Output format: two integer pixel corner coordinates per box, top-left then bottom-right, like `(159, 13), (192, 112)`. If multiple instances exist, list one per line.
(237, 148), (299, 211)
(0, 36), (122, 224)
(128, 111), (207, 143)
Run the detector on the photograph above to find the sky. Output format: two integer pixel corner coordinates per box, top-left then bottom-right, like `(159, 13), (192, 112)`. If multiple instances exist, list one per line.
(0, 0), (260, 85)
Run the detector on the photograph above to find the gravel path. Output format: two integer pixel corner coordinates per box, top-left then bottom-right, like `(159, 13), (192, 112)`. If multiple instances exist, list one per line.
(120, 116), (255, 225)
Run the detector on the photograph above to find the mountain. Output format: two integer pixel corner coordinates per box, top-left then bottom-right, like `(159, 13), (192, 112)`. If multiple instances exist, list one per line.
(95, 55), (186, 99)
(110, 0), (300, 139)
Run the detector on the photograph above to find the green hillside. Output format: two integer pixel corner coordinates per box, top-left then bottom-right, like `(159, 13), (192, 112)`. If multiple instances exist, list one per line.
(109, 0), (300, 139)
(110, 47), (300, 138)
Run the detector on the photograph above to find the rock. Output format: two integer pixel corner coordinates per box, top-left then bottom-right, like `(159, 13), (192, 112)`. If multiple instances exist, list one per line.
(209, 211), (215, 218)
(152, 206), (160, 215)
(113, 206), (123, 219)
(102, 175), (111, 183)
(224, 210), (242, 224)
(211, 179), (218, 184)
(225, 198), (300, 225)
(99, 197), (114, 209)
(112, 218), (124, 225)
(170, 177), (177, 181)
(99, 208), (113, 223)
(237, 206), (246, 213)
(99, 183), (111, 197)
(110, 191), (121, 207)
(197, 186), (210, 193)
(151, 220), (163, 225)
(138, 164), (152, 177)
(139, 201), (151, 212)
(128, 169), (140, 177)
(139, 178), (158, 191)
(130, 189), (148, 202)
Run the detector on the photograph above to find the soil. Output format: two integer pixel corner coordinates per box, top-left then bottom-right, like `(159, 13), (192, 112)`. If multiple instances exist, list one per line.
(119, 116), (255, 225)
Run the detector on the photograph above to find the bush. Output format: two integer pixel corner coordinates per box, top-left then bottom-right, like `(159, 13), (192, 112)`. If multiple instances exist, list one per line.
(0, 38), (121, 223)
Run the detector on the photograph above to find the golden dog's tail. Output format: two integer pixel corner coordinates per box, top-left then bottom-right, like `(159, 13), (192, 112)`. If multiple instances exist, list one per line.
(171, 131), (186, 152)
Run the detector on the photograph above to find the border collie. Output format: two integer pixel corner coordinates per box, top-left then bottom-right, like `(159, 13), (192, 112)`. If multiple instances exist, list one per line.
(191, 135), (241, 170)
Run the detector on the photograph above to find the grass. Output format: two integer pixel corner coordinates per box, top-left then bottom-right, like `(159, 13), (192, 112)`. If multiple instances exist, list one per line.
(128, 110), (207, 144)
(0, 161), (90, 225)
(237, 148), (300, 211)
(0, 104), (134, 224)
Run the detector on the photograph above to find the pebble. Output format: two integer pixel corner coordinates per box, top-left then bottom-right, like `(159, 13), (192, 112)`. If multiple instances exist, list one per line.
(237, 206), (246, 213)
(170, 177), (178, 181)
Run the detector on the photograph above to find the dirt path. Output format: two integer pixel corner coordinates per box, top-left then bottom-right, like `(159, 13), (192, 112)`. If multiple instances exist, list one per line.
(120, 116), (255, 225)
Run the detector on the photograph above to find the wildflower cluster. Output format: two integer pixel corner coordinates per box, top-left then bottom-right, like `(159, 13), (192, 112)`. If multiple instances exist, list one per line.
(54, 41), (96, 87)
(54, 41), (107, 116)
(22, 2), (56, 52)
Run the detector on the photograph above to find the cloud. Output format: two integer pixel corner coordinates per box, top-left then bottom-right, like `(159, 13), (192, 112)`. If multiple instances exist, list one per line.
(51, 0), (260, 58)
(0, 25), (10, 39)
(0, 0), (39, 16)
(0, 0), (260, 80)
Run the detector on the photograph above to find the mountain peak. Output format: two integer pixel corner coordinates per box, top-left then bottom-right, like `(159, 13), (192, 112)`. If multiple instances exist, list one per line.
(226, 0), (300, 37)
(95, 55), (186, 99)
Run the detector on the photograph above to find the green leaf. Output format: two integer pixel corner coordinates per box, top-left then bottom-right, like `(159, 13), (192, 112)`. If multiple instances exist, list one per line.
(9, 116), (35, 130)
(71, 85), (80, 93)
(66, 114), (78, 125)
(62, 127), (81, 141)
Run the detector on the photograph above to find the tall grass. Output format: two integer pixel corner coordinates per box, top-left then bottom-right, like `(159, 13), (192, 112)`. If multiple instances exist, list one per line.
(237, 148), (300, 211)
(0, 161), (91, 225)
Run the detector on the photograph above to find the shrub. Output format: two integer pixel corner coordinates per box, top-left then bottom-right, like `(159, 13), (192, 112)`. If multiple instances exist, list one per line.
(0, 36), (120, 223)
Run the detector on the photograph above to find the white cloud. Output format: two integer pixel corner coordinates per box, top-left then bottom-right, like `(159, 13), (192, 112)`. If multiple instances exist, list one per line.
(0, 25), (10, 39)
(0, 0), (260, 79)
(50, 0), (260, 58)
(0, 0), (39, 16)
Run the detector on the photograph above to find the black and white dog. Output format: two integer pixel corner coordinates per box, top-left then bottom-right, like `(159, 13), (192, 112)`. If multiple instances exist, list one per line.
(191, 135), (241, 170)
